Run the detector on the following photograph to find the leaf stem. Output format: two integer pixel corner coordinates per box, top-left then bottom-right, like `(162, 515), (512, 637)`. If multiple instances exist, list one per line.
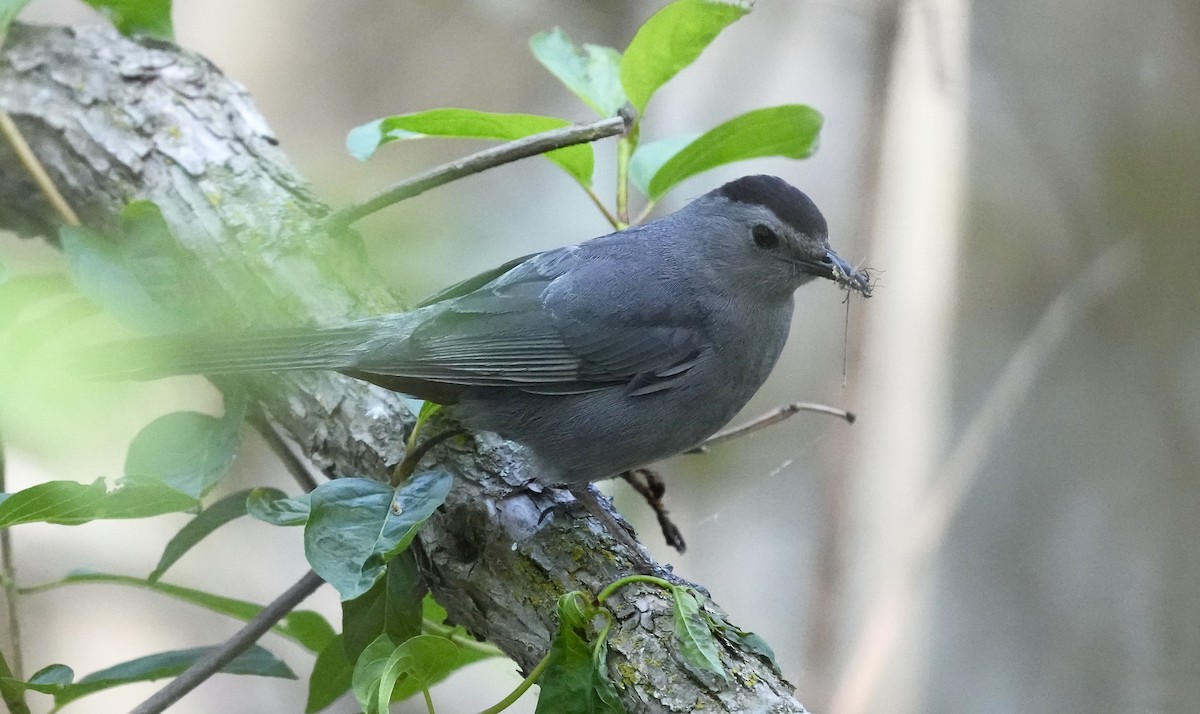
(392, 428), (465, 486)
(596, 574), (675, 604)
(422, 686), (437, 714)
(581, 183), (621, 230)
(0, 434), (30, 714)
(631, 198), (659, 226)
(128, 570), (325, 714)
(474, 651), (551, 714)
(615, 136), (634, 227)
(0, 111), (80, 226)
(421, 619), (506, 658)
(328, 114), (632, 231)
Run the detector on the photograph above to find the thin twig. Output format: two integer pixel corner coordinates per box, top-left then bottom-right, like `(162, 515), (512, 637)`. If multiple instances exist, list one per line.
(249, 410), (321, 493)
(828, 243), (1135, 714)
(0, 110), (80, 226)
(688, 402), (856, 454)
(327, 114), (632, 231)
(128, 570), (326, 714)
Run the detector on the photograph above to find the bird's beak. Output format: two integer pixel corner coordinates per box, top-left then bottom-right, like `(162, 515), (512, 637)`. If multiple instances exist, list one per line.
(804, 248), (872, 297)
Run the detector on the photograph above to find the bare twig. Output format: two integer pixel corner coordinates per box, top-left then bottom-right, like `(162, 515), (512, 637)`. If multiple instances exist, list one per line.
(327, 113), (632, 231)
(828, 243), (1135, 714)
(129, 570), (326, 714)
(249, 410), (321, 493)
(688, 402), (856, 454)
(0, 110), (79, 226)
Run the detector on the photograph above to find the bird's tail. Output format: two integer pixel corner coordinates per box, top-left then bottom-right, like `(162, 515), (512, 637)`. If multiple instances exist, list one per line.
(76, 324), (379, 381)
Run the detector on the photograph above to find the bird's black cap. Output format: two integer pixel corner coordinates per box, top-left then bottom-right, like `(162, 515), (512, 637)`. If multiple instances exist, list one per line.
(717, 175), (828, 237)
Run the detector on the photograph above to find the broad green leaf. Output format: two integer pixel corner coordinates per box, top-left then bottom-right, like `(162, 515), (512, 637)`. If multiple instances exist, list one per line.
(351, 635), (396, 714)
(54, 644), (293, 707)
(124, 391), (246, 498)
(380, 635), (459, 707)
(307, 634), (353, 713)
(35, 572), (334, 653)
(0, 663), (74, 696)
(645, 104), (823, 199)
(671, 587), (726, 680)
(620, 0), (750, 114)
(342, 552), (425, 663)
(406, 401), (443, 451)
(247, 487), (311, 526)
(61, 225), (173, 330)
(0, 479), (196, 527)
(530, 28), (626, 117)
(704, 610), (778, 674)
(628, 134), (700, 196)
(0, 273), (74, 332)
(81, 0), (173, 40)
(535, 592), (625, 714)
(60, 201), (203, 330)
(149, 488), (252, 581)
(346, 109), (594, 185)
(0, 0), (34, 37)
(304, 472), (453, 601)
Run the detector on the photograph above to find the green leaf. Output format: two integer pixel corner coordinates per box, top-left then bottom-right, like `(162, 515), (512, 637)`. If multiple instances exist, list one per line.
(620, 0), (750, 115)
(35, 572), (334, 653)
(535, 592), (625, 714)
(149, 488), (251, 581)
(0, 0), (34, 38)
(124, 391), (246, 498)
(247, 487), (311, 526)
(81, 0), (173, 40)
(0, 663), (74, 696)
(704, 610), (779, 674)
(306, 634), (354, 713)
(380, 635), (459, 707)
(530, 28), (627, 117)
(0, 273), (74, 333)
(346, 109), (594, 185)
(645, 104), (823, 199)
(0, 479), (196, 527)
(351, 635), (396, 714)
(628, 134), (700, 196)
(304, 472), (453, 601)
(60, 201), (203, 330)
(54, 644), (293, 707)
(342, 551), (425, 663)
(61, 225), (173, 330)
(671, 587), (726, 680)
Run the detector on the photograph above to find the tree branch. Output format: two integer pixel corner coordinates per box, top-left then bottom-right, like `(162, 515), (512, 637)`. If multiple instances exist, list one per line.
(0, 23), (807, 713)
(327, 112), (631, 231)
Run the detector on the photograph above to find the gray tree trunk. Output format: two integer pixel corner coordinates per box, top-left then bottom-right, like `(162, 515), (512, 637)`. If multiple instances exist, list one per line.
(0, 23), (807, 713)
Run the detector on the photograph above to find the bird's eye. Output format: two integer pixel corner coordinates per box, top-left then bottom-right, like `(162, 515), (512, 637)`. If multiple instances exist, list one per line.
(752, 224), (779, 249)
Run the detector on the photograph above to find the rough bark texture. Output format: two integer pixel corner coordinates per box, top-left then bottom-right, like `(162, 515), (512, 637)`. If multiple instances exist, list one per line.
(0, 23), (807, 713)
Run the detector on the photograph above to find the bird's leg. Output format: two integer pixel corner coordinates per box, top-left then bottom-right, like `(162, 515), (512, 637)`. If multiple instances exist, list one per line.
(620, 469), (686, 554)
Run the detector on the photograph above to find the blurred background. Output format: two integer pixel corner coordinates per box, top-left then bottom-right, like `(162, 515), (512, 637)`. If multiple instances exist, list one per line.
(2, 0), (1197, 712)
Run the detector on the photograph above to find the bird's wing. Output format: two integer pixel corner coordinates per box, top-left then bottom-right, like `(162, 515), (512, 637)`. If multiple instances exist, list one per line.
(351, 248), (706, 395)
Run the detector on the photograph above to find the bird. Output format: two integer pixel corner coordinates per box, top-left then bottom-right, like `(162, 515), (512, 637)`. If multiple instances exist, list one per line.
(90, 175), (869, 530)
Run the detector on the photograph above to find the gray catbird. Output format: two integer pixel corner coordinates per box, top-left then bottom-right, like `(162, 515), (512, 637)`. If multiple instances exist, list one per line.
(93, 175), (870, 487)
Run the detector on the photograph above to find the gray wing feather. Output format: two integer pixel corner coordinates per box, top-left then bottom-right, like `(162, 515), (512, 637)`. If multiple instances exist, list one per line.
(352, 244), (707, 394)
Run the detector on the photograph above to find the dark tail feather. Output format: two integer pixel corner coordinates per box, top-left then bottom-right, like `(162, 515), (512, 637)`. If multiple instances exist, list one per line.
(76, 325), (375, 380)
